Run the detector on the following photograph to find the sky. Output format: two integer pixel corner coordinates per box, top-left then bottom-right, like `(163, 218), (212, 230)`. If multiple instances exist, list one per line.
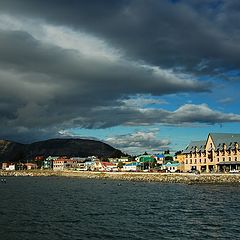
(0, 0), (240, 155)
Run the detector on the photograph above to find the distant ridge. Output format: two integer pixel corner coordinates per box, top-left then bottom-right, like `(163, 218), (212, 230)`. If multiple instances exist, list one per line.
(0, 138), (123, 162)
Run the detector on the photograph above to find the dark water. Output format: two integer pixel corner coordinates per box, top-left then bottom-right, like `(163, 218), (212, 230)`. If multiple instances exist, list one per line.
(0, 177), (240, 240)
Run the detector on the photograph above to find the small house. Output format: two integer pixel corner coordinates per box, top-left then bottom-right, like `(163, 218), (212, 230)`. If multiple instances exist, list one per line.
(162, 162), (180, 173)
(123, 162), (141, 172)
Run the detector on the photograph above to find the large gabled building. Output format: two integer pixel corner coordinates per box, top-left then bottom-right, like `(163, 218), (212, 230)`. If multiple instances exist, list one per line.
(182, 133), (240, 173)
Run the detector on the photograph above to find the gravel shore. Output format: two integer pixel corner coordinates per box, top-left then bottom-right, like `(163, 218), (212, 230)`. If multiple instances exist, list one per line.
(1, 170), (240, 184)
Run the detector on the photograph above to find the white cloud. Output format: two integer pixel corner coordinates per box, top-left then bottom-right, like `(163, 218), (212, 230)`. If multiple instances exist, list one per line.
(106, 130), (170, 155)
(218, 97), (234, 104)
(121, 95), (167, 108)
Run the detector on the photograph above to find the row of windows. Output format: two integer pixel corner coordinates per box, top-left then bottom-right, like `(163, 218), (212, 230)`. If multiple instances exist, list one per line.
(216, 151), (238, 156)
(186, 150), (239, 158)
(53, 164), (64, 167)
(217, 157), (238, 162)
(186, 157), (238, 164)
(186, 159), (207, 164)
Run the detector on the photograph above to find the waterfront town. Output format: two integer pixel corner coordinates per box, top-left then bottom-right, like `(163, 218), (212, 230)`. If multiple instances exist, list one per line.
(1, 133), (240, 174)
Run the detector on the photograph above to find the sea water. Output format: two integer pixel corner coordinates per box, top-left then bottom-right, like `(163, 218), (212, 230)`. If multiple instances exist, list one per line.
(0, 177), (240, 240)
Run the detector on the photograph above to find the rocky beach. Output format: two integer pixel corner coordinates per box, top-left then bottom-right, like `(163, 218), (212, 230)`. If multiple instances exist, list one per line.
(1, 170), (240, 184)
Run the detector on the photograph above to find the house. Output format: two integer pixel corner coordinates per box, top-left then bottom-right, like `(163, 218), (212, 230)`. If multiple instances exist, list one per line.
(118, 156), (131, 162)
(136, 155), (156, 170)
(162, 162), (180, 173)
(24, 163), (38, 170)
(53, 158), (65, 171)
(2, 162), (15, 171)
(153, 154), (165, 164)
(84, 161), (95, 171)
(108, 157), (130, 163)
(7, 164), (15, 171)
(43, 156), (58, 169)
(123, 162), (141, 172)
(183, 133), (240, 173)
(136, 155), (156, 163)
(92, 161), (117, 172)
(52, 157), (77, 171)
(1, 162), (9, 170)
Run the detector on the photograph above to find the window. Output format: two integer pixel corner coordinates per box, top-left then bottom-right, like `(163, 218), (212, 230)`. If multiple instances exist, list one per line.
(190, 159), (192, 164)
(235, 157), (238, 161)
(229, 157), (231, 161)
(199, 159), (201, 163)
(186, 160), (188, 164)
(195, 159), (197, 164)
(217, 158), (219, 162)
(204, 159), (206, 163)
(223, 157), (225, 162)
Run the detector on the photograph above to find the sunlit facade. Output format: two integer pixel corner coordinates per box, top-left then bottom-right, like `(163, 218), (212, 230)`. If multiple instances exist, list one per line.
(182, 133), (240, 173)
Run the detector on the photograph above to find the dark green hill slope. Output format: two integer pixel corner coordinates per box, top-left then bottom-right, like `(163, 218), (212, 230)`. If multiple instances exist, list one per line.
(0, 138), (123, 162)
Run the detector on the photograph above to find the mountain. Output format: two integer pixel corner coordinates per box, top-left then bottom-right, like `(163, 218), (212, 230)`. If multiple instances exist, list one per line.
(0, 140), (25, 162)
(0, 138), (123, 162)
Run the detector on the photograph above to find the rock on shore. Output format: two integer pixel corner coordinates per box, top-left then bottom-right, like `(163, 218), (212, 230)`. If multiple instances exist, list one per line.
(1, 170), (240, 184)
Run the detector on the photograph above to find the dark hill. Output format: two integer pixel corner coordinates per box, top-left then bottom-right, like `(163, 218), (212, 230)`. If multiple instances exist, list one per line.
(0, 138), (123, 162)
(0, 140), (25, 162)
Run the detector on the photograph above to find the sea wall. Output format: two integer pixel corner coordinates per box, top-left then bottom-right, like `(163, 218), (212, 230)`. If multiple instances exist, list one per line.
(1, 170), (240, 184)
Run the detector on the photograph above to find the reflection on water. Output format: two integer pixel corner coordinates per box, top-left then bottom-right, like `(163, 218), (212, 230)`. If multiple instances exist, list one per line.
(0, 177), (240, 240)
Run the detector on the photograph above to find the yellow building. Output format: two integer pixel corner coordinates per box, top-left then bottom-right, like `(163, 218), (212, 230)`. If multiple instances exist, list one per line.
(174, 154), (185, 172)
(182, 133), (240, 173)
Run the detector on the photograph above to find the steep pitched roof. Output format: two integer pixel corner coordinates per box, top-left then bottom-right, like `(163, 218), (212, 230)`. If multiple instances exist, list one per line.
(182, 140), (206, 154)
(210, 133), (240, 150)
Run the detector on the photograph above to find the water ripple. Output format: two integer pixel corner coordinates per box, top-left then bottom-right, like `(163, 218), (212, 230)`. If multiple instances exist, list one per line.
(1, 177), (240, 240)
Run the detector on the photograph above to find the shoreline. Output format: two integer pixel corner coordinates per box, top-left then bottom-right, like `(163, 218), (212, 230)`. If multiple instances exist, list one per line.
(1, 170), (240, 184)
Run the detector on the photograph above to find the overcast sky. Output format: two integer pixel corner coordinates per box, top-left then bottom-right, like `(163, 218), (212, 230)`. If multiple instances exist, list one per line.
(0, 0), (240, 154)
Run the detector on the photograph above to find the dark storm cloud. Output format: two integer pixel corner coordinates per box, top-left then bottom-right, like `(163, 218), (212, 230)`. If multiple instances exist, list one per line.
(0, 0), (239, 74)
(0, 29), (208, 141)
(0, 0), (240, 142)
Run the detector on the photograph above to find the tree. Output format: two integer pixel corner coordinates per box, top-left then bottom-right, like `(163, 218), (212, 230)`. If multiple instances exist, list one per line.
(117, 162), (124, 169)
(164, 155), (173, 163)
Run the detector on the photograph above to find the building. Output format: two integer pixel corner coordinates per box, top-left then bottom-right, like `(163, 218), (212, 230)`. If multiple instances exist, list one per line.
(1, 162), (15, 170)
(43, 156), (58, 169)
(174, 154), (185, 172)
(153, 154), (165, 165)
(91, 161), (117, 171)
(1, 162), (8, 170)
(123, 162), (141, 172)
(24, 163), (38, 170)
(136, 155), (156, 170)
(183, 133), (240, 173)
(52, 157), (78, 171)
(162, 162), (180, 173)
